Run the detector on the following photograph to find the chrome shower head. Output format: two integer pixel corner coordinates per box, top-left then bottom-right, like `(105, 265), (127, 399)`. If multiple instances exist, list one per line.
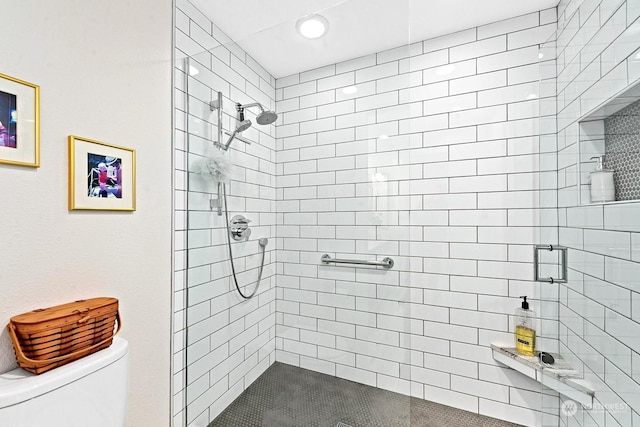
(256, 110), (278, 125)
(237, 102), (278, 126)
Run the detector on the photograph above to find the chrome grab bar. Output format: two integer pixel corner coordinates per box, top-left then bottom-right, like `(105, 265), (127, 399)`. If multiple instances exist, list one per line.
(320, 254), (394, 269)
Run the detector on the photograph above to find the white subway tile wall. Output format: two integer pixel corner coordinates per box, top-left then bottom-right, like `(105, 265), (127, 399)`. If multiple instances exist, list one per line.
(555, 0), (640, 426)
(275, 9), (557, 426)
(175, 0), (277, 425)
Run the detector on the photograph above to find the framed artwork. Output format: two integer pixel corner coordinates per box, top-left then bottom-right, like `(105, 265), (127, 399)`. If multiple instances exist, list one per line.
(68, 135), (136, 211)
(0, 72), (40, 167)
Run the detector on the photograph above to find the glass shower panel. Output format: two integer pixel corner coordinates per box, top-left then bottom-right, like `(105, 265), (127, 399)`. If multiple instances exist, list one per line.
(180, 1), (414, 426)
(183, 39), (278, 426)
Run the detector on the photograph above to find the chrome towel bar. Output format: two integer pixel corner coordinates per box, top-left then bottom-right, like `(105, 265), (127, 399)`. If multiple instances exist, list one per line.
(320, 254), (394, 269)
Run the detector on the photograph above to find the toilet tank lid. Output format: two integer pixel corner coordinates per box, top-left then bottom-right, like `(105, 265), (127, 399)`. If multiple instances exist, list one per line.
(0, 336), (128, 409)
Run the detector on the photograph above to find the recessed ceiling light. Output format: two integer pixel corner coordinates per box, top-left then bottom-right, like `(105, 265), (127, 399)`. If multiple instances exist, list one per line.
(342, 86), (358, 95)
(296, 14), (329, 39)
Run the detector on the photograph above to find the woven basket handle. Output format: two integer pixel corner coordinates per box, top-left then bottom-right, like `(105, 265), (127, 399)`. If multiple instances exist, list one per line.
(7, 311), (122, 366)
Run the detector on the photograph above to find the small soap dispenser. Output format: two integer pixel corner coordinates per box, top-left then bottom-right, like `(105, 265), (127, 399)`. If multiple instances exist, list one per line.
(589, 155), (615, 203)
(515, 296), (536, 356)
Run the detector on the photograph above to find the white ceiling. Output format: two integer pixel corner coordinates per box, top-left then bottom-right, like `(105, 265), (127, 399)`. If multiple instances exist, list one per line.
(189, 0), (559, 78)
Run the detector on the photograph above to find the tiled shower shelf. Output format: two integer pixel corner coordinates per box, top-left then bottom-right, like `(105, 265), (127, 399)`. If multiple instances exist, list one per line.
(583, 199), (640, 206)
(491, 345), (594, 406)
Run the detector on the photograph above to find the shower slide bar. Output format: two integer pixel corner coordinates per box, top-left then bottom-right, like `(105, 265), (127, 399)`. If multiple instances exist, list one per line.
(320, 254), (394, 269)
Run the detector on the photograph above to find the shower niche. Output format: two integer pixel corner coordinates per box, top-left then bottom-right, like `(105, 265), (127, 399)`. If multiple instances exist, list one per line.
(576, 81), (640, 205)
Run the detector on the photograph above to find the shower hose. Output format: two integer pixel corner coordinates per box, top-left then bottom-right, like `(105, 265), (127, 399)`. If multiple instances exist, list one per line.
(222, 183), (266, 299)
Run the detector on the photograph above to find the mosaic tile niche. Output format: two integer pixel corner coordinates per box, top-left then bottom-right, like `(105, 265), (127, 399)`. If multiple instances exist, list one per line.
(604, 98), (640, 201)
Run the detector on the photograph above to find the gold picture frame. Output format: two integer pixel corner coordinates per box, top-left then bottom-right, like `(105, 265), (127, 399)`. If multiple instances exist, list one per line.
(0, 72), (40, 167)
(68, 135), (136, 211)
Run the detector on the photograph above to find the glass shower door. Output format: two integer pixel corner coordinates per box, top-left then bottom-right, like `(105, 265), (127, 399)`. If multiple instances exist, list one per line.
(539, 10), (640, 426)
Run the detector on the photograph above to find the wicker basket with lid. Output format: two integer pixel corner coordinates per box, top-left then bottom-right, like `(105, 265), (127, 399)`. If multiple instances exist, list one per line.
(7, 297), (121, 374)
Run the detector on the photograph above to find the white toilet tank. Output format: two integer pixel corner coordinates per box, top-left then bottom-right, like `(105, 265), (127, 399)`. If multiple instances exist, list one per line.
(0, 336), (128, 427)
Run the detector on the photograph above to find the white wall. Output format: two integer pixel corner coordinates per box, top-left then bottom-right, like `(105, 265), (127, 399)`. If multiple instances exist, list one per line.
(0, 2), (173, 426)
(173, 1), (278, 425)
(275, 9), (558, 427)
(555, 0), (640, 425)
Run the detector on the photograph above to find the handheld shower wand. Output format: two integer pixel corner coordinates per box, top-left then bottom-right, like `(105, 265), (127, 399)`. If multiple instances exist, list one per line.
(221, 120), (252, 150)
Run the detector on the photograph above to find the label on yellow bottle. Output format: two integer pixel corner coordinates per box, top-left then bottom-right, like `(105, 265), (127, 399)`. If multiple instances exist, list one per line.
(515, 325), (536, 356)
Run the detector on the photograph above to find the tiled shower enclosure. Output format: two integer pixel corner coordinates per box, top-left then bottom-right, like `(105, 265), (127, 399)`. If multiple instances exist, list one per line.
(173, 0), (640, 426)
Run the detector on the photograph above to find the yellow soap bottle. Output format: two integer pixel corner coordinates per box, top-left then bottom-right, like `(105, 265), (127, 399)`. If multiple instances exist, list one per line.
(515, 296), (536, 356)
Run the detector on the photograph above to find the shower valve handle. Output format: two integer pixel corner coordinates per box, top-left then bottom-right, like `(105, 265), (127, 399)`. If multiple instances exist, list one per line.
(231, 217), (251, 225)
(229, 215), (252, 241)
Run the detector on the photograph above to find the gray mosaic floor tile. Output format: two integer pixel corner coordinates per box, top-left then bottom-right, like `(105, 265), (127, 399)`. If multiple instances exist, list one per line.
(209, 362), (524, 427)
(604, 99), (640, 201)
